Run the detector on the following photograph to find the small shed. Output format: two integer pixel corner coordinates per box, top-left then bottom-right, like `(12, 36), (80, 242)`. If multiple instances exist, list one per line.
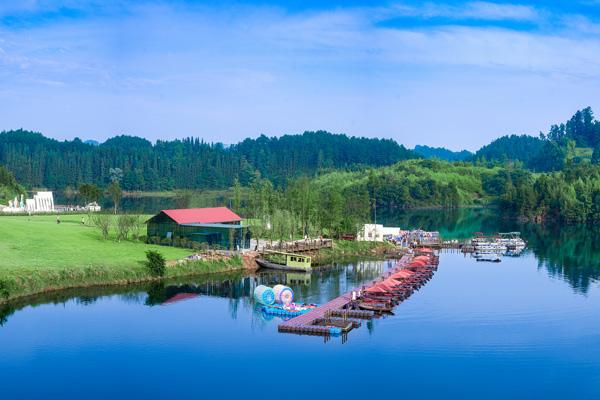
(147, 207), (250, 249)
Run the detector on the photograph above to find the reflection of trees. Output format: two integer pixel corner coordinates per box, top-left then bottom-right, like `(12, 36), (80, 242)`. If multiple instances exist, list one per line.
(0, 272), (247, 326)
(378, 208), (519, 240)
(76, 296), (99, 306)
(520, 223), (600, 294)
(380, 208), (600, 294)
(0, 304), (16, 326)
(145, 282), (168, 306)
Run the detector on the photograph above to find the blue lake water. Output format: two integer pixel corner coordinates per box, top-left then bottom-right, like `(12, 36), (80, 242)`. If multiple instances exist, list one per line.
(1, 210), (600, 399)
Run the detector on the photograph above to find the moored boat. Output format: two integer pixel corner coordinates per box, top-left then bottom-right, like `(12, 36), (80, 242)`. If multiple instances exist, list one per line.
(358, 301), (393, 313)
(256, 251), (312, 272)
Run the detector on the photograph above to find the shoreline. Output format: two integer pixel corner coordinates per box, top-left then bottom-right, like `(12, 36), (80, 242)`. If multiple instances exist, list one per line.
(0, 240), (396, 306)
(0, 259), (248, 306)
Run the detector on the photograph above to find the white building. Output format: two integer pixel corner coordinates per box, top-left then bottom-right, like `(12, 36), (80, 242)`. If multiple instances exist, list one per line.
(85, 202), (102, 212)
(2, 191), (55, 213)
(357, 224), (402, 242)
(357, 224), (384, 241)
(26, 191), (55, 212)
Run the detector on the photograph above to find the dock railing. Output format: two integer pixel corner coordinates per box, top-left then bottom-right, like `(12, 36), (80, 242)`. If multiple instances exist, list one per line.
(264, 238), (333, 253)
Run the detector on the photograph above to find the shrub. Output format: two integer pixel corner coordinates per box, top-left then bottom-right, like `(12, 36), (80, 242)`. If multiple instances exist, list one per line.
(93, 214), (112, 240)
(116, 214), (134, 241)
(147, 236), (160, 245)
(145, 250), (166, 277)
(130, 215), (143, 241)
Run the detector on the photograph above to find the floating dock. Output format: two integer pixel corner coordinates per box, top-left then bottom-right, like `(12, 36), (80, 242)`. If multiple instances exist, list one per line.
(278, 253), (437, 337)
(264, 239), (333, 253)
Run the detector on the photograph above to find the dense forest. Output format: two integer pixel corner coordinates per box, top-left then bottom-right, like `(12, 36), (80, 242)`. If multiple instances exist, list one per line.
(0, 130), (415, 191)
(500, 163), (600, 224)
(413, 145), (473, 161)
(473, 107), (600, 171)
(1, 107), (599, 227)
(236, 159), (520, 239)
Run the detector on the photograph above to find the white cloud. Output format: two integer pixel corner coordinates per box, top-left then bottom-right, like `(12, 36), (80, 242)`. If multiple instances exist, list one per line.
(0, 1), (599, 147)
(388, 1), (540, 22)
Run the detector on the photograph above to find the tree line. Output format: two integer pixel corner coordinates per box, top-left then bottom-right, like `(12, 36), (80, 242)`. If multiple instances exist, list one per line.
(235, 159), (495, 240)
(0, 130), (416, 191)
(499, 163), (600, 224)
(472, 107), (600, 171)
(2, 107), (599, 227)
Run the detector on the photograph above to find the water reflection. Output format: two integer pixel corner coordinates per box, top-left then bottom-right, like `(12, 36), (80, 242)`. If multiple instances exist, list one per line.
(522, 223), (600, 294)
(2, 209), (598, 327)
(382, 208), (600, 293)
(0, 260), (394, 327)
(378, 208), (510, 240)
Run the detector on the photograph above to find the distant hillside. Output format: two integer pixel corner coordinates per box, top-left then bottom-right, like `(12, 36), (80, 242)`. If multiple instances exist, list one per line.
(0, 130), (417, 190)
(413, 145), (473, 161)
(313, 158), (506, 209)
(473, 134), (547, 169)
(473, 107), (600, 171)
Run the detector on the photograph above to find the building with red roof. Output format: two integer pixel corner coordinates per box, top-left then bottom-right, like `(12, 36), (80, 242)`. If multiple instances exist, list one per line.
(147, 207), (249, 249)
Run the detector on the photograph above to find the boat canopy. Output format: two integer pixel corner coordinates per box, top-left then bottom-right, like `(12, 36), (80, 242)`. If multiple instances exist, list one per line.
(391, 270), (414, 279)
(365, 285), (388, 294)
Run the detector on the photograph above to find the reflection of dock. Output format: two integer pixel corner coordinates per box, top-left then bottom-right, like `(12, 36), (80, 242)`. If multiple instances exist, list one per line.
(257, 271), (311, 286)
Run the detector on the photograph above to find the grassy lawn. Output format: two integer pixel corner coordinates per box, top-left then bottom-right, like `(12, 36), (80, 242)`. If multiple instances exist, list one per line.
(0, 214), (242, 302)
(0, 214), (191, 270)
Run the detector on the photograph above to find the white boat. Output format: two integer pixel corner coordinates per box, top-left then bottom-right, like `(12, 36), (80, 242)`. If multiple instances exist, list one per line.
(497, 232), (526, 249)
(475, 242), (507, 252)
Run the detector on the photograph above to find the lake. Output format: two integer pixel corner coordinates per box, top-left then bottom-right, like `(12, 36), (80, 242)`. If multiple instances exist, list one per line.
(1, 209), (599, 399)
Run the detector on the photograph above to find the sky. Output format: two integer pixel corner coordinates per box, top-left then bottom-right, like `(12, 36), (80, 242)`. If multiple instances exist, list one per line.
(1, 1), (600, 150)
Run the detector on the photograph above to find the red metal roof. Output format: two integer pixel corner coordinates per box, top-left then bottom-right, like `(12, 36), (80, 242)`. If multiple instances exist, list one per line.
(162, 207), (242, 224)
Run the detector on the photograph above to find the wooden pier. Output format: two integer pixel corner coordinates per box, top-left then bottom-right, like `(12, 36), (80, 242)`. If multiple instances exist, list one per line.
(278, 254), (430, 337)
(264, 239), (333, 253)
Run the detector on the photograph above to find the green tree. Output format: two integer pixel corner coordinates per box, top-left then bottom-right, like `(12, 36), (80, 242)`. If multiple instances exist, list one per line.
(592, 145), (600, 165)
(107, 181), (122, 214)
(145, 250), (166, 277)
(232, 177), (242, 213)
(78, 183), (102, 205)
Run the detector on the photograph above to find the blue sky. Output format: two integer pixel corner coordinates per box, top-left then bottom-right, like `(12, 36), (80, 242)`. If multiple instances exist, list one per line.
(1, 1), (600, 150)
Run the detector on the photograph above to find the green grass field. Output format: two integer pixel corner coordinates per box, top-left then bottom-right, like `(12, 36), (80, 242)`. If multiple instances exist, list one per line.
(0, 214), (190, 269)
(0, 214), (241, 302)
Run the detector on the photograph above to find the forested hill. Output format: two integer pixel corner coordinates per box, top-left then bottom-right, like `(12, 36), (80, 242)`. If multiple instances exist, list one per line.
(413, 145), (473, 161)
(0, 130), (416, 191)
(473, 107), (600, 171)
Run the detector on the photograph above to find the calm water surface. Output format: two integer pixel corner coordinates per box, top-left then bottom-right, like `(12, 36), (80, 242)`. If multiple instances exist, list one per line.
(1, 210), (600, 399)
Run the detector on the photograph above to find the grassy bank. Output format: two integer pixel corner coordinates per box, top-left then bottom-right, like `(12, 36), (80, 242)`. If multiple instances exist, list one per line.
(0, 215), (244, 303)
(313, 240), (398, 265)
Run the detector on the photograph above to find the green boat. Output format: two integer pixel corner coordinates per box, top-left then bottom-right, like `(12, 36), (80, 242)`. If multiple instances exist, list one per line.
(256, 250), (312, 272)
